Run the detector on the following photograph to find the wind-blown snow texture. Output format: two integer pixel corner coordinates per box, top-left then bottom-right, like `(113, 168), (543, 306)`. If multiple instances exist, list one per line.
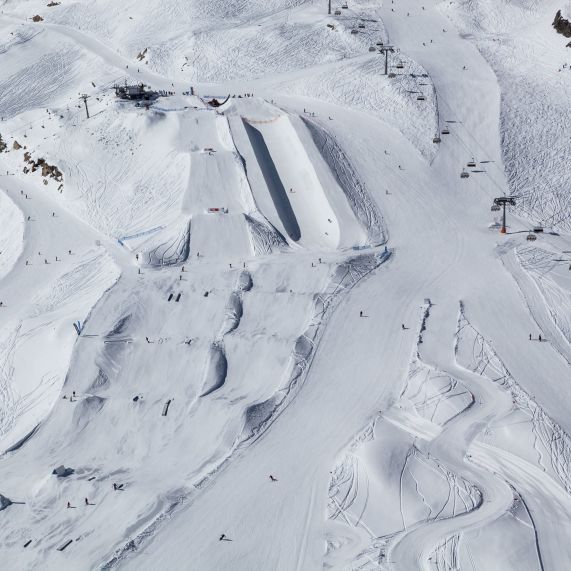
(0, 0), (570, 569)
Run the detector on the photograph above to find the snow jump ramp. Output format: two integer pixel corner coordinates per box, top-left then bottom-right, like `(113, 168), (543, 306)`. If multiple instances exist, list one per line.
(243, 115), (341, 249)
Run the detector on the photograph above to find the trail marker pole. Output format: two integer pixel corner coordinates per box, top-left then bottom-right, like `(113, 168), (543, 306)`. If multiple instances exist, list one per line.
(80, 94), (90, 119)
(328, 0), (331, 14)
(493, 197), (516, 234)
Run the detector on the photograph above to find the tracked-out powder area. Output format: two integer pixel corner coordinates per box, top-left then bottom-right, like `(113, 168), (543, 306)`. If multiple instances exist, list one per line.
(0, 0), (570, 569)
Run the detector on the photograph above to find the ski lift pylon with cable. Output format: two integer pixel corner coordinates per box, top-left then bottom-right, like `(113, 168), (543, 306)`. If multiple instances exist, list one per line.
(460, 169), (469, 179)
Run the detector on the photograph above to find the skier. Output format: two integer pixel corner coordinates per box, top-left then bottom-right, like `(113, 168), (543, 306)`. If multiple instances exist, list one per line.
(539, 334), (542, 342)
(401, 324), (406, 330)
(359, 310), (363, 317)
(146, 336), (150, 343)
(113, 483), (117, 491)
(84, 498), (89, 506)
(529, 333), (532, 341)
(269, 475), (278, 482)
(67, 501), (71, 509)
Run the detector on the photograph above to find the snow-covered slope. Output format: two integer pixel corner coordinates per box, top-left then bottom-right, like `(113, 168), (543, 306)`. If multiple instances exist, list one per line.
(0, 0), (570, 569)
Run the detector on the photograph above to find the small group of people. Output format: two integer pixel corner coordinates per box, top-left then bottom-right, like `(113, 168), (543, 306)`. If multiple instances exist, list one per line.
(67, 498), (91, 508)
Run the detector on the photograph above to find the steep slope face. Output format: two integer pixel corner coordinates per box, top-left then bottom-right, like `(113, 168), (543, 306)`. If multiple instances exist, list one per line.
(0, 0), (571, 569)
(443, 0), (571, 232)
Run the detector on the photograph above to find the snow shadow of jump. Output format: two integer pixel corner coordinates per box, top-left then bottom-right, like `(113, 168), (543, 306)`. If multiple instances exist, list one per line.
(243, 121), (301, 242)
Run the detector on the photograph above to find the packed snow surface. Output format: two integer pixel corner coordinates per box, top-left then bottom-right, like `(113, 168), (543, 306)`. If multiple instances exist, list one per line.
(0, 0), (570, 569)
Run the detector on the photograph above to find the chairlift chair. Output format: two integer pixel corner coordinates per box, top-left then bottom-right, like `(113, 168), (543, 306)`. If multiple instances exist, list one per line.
(526, 233), (537, 241)
(417, 94), (426, 101)
(491, 204), (501, 211)
(388, 72), (396, 78)
(369, 46), (376, 52)
(467, 159), (476, 168)
(460, 169), (469, 179)
(396, 61), (404, 69)
(342, 2), (348, 8)
(442, 127), (450, 135)
(334, 10), (341, 15)
(351, 28), (358, 34)
(433, 135), (441, 144)
(358, 23), (365, 28)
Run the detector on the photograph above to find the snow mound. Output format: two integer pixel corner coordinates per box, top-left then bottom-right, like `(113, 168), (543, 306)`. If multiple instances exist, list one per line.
(0, 192), (24, 281)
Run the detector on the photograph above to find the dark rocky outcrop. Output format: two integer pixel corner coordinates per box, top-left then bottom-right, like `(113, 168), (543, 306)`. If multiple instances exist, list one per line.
(553, 10), (571, 38)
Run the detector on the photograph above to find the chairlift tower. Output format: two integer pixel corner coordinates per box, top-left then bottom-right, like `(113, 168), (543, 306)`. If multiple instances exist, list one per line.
(493, 197), (516, 234)
(378, 44), (395, 75)
(328, 0), (331, 15)
(80, 94), (90, 119)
